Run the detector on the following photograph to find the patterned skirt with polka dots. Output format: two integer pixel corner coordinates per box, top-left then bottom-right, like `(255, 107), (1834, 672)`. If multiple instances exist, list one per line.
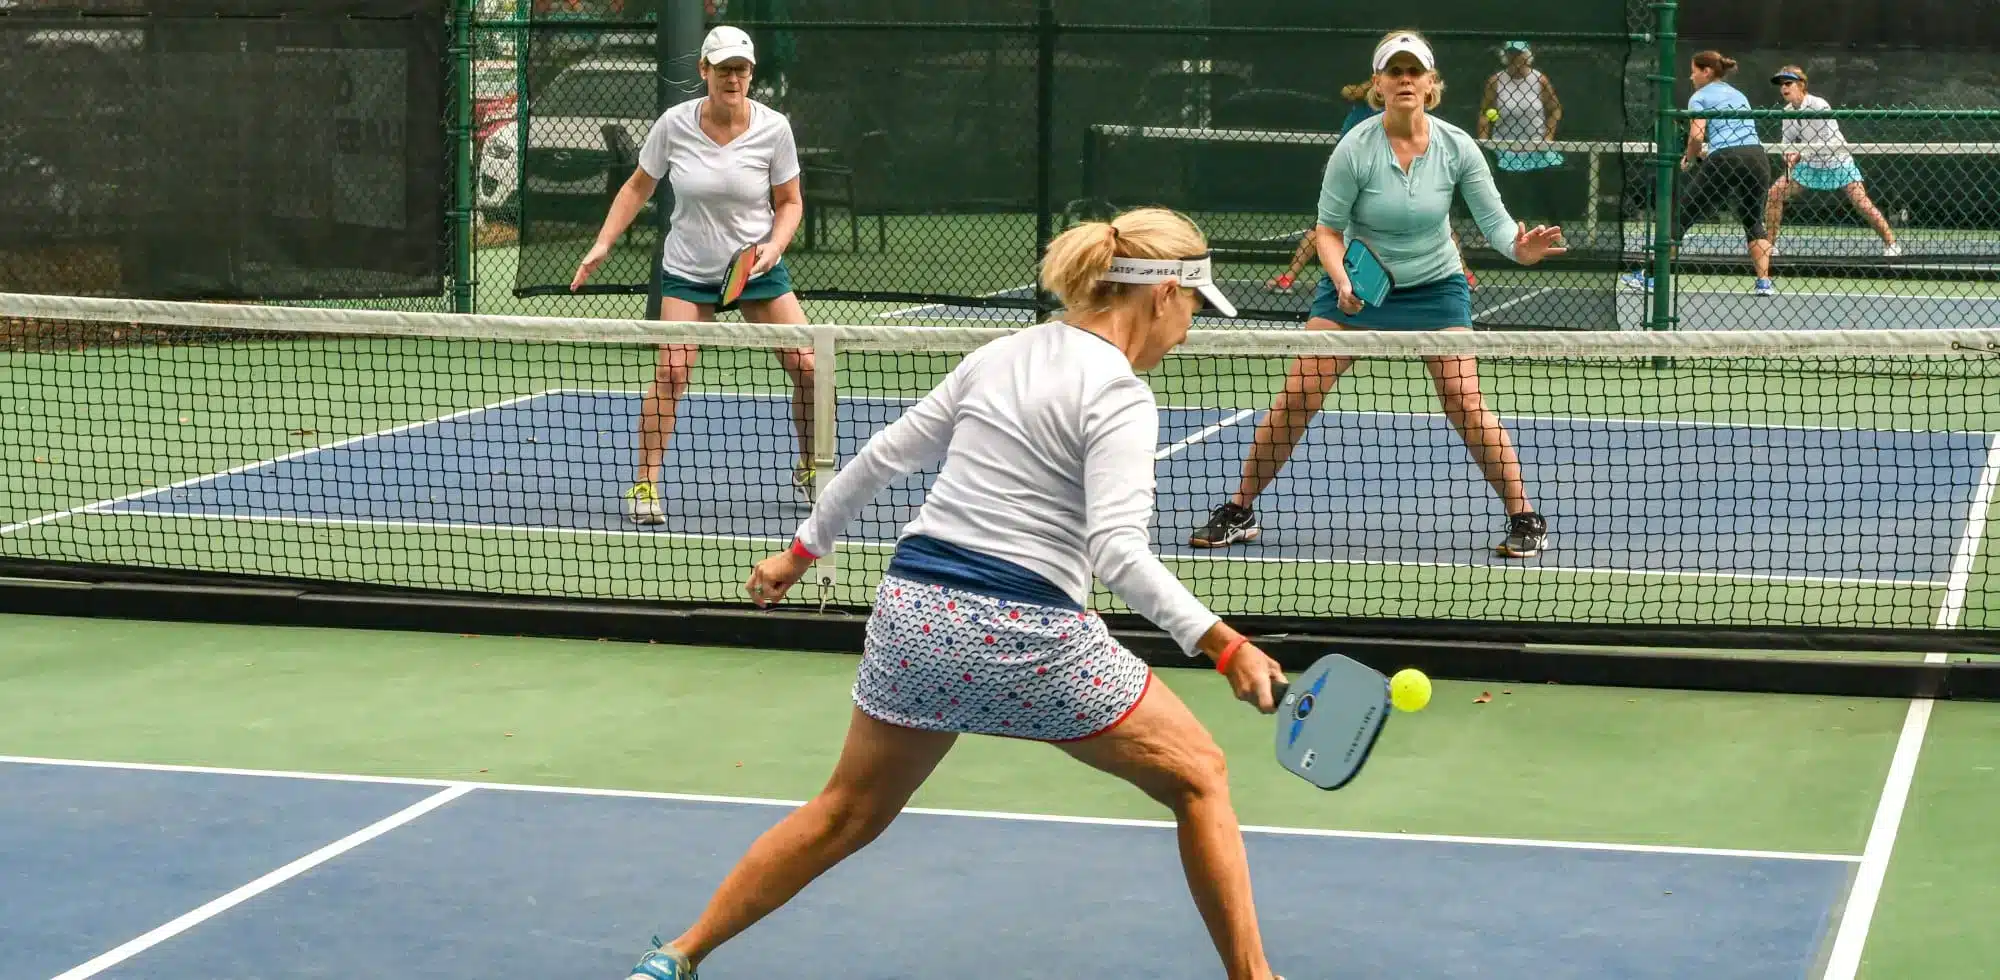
(853, 573), (1155, 742)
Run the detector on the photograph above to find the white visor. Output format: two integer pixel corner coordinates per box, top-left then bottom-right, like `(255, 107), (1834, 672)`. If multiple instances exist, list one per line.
(1373, 33), (1435, 72)
(1099, 253), (1237, 318)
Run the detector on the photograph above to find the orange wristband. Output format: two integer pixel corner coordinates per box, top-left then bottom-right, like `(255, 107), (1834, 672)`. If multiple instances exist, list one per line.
(1213, 636), (1248, 674)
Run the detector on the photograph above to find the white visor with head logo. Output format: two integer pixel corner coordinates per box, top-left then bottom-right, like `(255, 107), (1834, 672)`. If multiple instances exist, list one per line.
(1374, 33), (1436, 72)
(1098, 253), (1237, 317)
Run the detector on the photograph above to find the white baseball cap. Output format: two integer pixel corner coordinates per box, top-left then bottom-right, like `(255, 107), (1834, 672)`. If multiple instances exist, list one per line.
(1100, 253), (1238, 317)
(1373, 32), (1435, 72)
(701, 25), (756, 65)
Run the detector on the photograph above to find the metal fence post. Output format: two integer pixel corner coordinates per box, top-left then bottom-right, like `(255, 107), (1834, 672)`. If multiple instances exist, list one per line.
(1033, 0), (1056, 323)
(650, 0), (705, 321)
(1648, 0), (1679, 332)
(452, 0), (476, 313)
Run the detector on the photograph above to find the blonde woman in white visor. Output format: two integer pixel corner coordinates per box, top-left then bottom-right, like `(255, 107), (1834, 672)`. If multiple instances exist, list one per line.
(621, 208), (1293, 980)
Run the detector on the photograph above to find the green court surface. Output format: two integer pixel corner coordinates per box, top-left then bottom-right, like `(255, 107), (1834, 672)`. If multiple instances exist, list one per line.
(1, 611), (1995, 978)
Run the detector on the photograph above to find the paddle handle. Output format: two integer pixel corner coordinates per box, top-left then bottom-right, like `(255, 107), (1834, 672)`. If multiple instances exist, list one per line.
(1270, 680), (1289, 705)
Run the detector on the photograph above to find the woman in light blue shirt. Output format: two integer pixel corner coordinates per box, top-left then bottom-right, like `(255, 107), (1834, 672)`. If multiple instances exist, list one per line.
(1192, 30), (1566, 561)
(1622, 50), (1776, 294)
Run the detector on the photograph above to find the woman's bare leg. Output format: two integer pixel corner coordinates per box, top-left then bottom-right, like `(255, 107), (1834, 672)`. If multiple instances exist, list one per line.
(1425, 346), (1532, 517)
(665, 707), (958, 967)
(636, 296), (712, 488)
(742, 292), (816, 476)
(1057, 676), (1278, 980)
(1231, 318), (1356, 509)
(1843, 181), (1897, 247)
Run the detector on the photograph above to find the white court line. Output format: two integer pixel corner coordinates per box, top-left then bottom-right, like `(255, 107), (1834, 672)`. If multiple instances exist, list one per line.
(1155, 409), (1258, 459)
(48, 783), (473, 980)
(1819, 666), (1938, 980)
(1831, 434), (2000, 976)
(878, 285), (1034, 320)
(91, 509), (1935, 589)
(1474, 285), (1559, 320)
(565, 385), (1971, 437)
(0, 755), (1859, 865)
(1558, 283), (1998, 304)
(1934, 432), (2000, 630)
(1157, 550), (1939, 589)
(0, 391), (555, 539)
(681, 388), (1982, 439)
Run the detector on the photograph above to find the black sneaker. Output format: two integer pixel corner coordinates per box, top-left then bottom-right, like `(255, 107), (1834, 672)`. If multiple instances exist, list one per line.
(1190, 502), (1261, 548)
(1495, 511), (1548, 558)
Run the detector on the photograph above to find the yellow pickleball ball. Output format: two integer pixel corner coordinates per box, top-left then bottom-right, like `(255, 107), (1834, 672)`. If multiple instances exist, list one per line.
(1485, 108), (1500, 122)
(1390, 668), (1431, 712)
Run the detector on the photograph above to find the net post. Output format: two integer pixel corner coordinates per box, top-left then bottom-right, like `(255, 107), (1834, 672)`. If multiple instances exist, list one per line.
(1032, 0), (1057, 323)
(811, 324), (839, 608)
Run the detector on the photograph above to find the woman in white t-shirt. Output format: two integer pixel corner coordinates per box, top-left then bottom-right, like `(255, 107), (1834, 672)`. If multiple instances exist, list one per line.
(619, 208), (1294, 980)
(1764, 66), (1900, 258)
(571, 25), (816, 525)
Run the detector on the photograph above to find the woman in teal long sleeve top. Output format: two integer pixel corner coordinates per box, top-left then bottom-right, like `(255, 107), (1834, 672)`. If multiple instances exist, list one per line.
(1191, 30), (1566, 561)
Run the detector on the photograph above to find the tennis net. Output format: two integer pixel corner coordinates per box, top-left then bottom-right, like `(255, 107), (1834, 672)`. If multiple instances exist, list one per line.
(5, 291), (1999, 647)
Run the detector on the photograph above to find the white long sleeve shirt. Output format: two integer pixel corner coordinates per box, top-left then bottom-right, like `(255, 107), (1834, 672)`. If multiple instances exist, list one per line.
(1781, 94), (1854, 168)
(791, 320), (1222, 656)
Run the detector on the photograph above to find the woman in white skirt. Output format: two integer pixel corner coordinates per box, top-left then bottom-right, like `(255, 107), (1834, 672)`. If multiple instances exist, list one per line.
(623, 207), (1292, 980)
(1764, 65), (1900, 258)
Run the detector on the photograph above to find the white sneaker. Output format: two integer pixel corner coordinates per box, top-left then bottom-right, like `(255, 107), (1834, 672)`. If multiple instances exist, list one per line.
(1883, 243), (1903, 257)
(624, 483), (665, 525)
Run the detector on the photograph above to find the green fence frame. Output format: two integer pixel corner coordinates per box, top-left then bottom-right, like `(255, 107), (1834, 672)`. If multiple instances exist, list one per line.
(455, 1), (2000, 328)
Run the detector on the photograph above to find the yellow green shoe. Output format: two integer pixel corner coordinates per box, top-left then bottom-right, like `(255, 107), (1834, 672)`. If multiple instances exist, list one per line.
(623, 483), (664, 525)
(792, 462), (817, 504)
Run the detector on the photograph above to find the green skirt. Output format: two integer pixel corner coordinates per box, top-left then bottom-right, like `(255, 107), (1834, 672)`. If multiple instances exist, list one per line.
(659, 259), (795, 307)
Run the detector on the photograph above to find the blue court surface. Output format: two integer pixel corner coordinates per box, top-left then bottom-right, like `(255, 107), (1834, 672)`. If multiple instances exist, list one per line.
(0, 757), (1859, 980)
(101, 389), (1998, 584)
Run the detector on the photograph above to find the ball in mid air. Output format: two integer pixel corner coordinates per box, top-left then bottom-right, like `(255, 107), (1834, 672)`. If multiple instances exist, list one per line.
(1389, 668), (1431, 712)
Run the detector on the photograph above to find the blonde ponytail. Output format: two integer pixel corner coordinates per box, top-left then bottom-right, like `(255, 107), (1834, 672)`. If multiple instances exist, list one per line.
(1041, 207), (1210, 313)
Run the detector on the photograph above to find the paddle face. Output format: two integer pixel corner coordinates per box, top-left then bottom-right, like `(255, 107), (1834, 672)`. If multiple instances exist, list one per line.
(717, 243), (758, 309)
(1342, 239), (1394, 307)
(1271, 654), (1391, 791)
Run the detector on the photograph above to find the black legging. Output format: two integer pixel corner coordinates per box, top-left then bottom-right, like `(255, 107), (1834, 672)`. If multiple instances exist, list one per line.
(1673, 145), (1775, 244)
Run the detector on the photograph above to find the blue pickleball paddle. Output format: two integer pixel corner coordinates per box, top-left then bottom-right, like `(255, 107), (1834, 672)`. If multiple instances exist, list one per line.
(1270, 654), (1392, 791)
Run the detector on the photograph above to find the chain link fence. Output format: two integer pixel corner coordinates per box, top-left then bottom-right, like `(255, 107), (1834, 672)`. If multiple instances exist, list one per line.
(480, 0), (1654, 328)
(1647, 106), (2000, 331)
(0, 1), (456, 312)
(7, 1), (1998, 335)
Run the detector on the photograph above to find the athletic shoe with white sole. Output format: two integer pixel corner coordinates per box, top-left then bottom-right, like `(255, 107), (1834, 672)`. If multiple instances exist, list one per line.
(626, 938), (696, 978)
